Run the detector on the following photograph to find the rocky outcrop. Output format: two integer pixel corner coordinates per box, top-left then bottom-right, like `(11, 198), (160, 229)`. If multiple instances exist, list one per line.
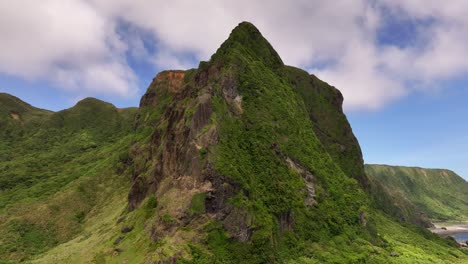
(285, 157), (317, 207)
(272, 143), (317, 207)
(139, 70), (186, 107)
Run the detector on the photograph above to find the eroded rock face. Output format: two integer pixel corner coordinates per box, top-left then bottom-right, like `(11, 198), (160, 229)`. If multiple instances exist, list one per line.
(155, 71), (186, 93)
(221, 74), (243, 115)
(272, 143), (317, 207)
(190, 93), (213, 134)
(222, 207), (254, 242)
(204, 165), (239, 218)
(139, 70), (186, 107)
(130, 69), (202, 211)
(128, 176), (149, 211)
(285, 157), (317, 207)
(128, 63), (248, 242)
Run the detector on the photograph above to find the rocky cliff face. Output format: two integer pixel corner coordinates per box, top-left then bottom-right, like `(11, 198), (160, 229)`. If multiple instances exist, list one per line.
(128, 68), (217, 212)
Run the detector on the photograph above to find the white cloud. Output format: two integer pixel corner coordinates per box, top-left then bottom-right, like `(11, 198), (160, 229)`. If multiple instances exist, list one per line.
(0, 0), (137, 97)
(2, 0), (468, 110)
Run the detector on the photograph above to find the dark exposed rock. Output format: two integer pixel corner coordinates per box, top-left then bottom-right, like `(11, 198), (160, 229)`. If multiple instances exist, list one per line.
(204, 165), (255, 241)
(205, 165), (240, 218)
(222, 207), (255, 242)
(121, 226), (133, 233)
(128, 176), (149, 211)
(190, 94), (213, 134)
(113, 236), (123, 245)
(279, 210), (294, 232)
(114, 248), (124, 253)
(116, 216), (125, 224)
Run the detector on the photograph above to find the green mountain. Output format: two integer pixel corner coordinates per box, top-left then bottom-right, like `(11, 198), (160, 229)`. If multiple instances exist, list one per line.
(0, 94), (136, 261)
(366, 164), (468, 221)
(0, 22), (466, 263)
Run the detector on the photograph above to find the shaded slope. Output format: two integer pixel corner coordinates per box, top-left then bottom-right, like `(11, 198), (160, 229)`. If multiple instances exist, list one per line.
(366, 164), (468, 221)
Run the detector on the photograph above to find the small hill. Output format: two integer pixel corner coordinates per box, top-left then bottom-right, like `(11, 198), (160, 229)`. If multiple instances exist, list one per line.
(0, 94), (137, 261)
(366, 164), (468, 221)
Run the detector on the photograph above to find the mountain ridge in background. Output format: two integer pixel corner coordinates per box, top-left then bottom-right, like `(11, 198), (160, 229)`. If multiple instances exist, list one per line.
(366, 164), (468, 221)
(0, 22), (466, 263)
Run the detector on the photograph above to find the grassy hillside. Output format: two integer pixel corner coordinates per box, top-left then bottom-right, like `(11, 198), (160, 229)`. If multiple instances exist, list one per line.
(0, 22), (467, 263)
(366, 165), (468, 221)
(0, 93), (52, 123)
(0, 97), (137, 262)
(0, 93), (53, 161)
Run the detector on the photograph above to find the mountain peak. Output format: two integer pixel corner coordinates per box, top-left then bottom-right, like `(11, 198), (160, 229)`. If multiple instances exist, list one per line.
(211, 21), (283, 68)
(73, 97), (115, 109)
(230, 21), (261, 35)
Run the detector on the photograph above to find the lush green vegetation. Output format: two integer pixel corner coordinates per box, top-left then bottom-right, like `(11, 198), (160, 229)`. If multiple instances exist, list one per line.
(280, 67), (367, 186)
(366, 164), (468, 221)
(0, 22), (466, 263)
(0, 96), (136, 261)
(202, 23), (369, 261)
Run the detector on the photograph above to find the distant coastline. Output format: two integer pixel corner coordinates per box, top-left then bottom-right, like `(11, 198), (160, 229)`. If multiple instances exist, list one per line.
(430, 221), (468, 247)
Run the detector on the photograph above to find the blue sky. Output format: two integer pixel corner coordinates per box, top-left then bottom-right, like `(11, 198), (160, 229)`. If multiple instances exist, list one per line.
(348, 79), (468, 179)
(1, 1), (468, 180)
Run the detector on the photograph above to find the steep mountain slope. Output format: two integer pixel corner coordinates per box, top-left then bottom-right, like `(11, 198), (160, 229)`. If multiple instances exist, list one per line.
(366, 164), (468, 221)
(281, 68), (368, 188)
(0, 22), (466, 263)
